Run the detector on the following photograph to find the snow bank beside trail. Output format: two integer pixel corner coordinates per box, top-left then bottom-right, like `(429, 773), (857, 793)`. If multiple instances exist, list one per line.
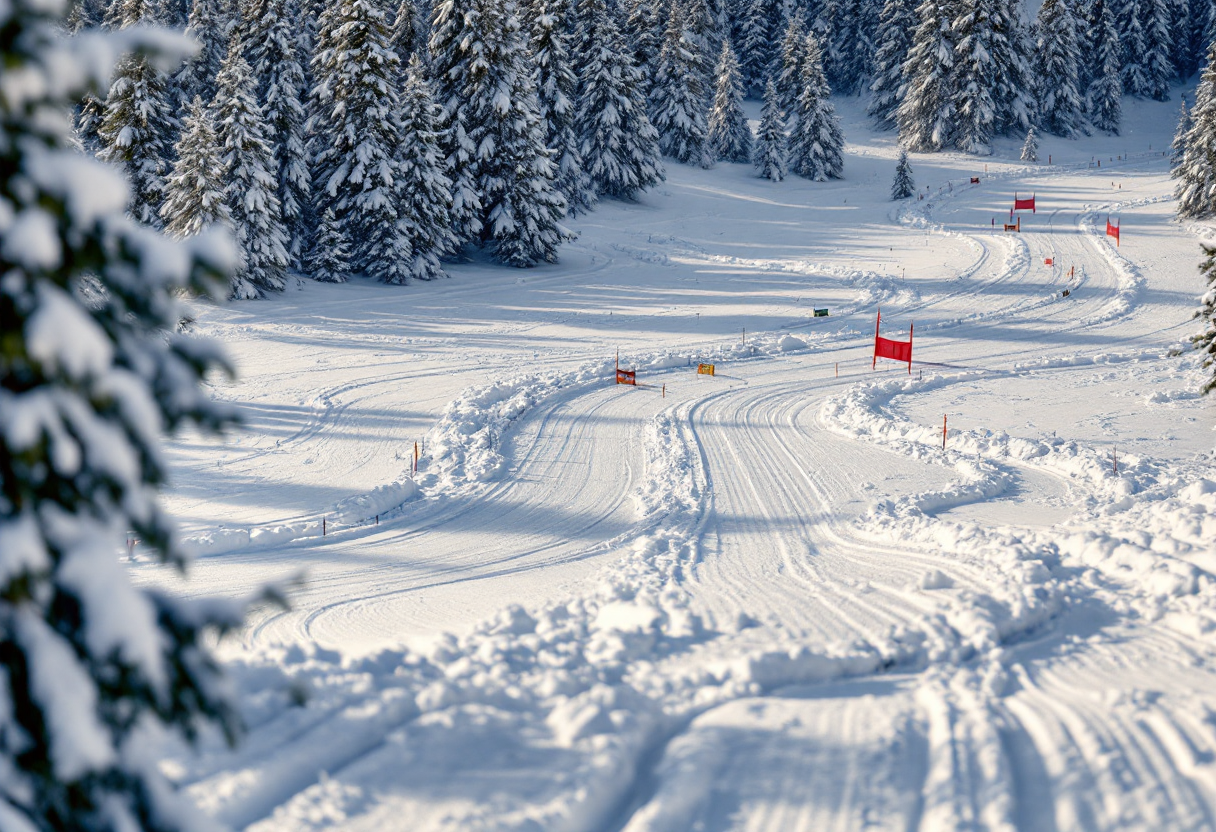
(181, 478), (420, 558)
(821, 371), (1216, 637)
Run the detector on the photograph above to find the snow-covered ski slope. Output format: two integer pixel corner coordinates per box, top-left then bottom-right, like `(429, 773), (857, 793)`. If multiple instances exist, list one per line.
(148, 95), (1215, 831)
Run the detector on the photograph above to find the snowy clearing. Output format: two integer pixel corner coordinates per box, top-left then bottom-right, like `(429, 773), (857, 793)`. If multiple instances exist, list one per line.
(144, 95), (1215, 831)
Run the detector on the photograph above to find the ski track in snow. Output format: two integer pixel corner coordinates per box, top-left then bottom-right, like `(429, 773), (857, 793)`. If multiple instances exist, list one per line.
(148, 100), (1216, 831)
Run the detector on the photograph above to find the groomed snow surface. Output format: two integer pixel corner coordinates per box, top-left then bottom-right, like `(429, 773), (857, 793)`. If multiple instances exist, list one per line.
(146, 95), (1215, 831)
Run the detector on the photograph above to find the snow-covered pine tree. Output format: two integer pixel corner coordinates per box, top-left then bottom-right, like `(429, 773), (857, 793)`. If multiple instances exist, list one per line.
(1021, 124), (1038, 160)
(98, 0), (179, 226)
(738, 0), (780, 96)
(391, 0), (424, 63)
(986, 0), (1035, 137)
(683, 0), (722, 83)
(311, 0), (412, 281)
(1119, 0), (1150, 96)
(427, 0), (484, 246)
(308, 206), (352, 281)
(1195, 244), (1216, 393)
(1, 3), (248, 827)
(67, 0), (107, 29)
(1141, 0), (1175, 100)
(162, 95), (232, 237)
(1171, 0), (1196, 79)
(777, 13), (808, 115)
(709, 38), (753, 161)
(892, 147), (915, 197)
(251, 0), (311, 267)
(68, 0), (108, 152)
(754, 77), (787, 179)
(789, 33), (844, 180)
(173, 0), (232, 106)
(828, 0), (873, 95)
(623, 0), (665, 92)
(809, 0), (837, 77)
(397, 55), (456, 279)
(214, 35), (288, 297)
(897, 0), (955, 151)
(951, 0), (997, 154)
(575, 0), (666, 198)
(1176, 40), (1216, 216)
(464, 0), (572, 265)
(651, 2), (713, 165)
(866, 0), (916, 129)
(1186, 0), (1211, 77)
(531, 0), (595, 214)
(1034, 0), (1082, 137)
(1171, 96), (1191, 173)
(1088, 0), (1123, 134)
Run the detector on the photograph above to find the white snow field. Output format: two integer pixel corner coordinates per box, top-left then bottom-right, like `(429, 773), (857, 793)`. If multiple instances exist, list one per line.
(144, 95), (1215, 831)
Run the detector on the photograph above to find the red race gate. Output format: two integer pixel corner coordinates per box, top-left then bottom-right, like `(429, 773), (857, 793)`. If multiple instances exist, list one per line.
(1013, 192), (1036, 213)
(873, 310), (913, 374)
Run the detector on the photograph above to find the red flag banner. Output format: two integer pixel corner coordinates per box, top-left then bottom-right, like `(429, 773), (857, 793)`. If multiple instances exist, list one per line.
(1106, 218), (1120, 246)
(873, 311), (914, 374)
(1013, 192), (1036, 213)
(1045, 257), (1053, 265)
(616, 369), (636, 385)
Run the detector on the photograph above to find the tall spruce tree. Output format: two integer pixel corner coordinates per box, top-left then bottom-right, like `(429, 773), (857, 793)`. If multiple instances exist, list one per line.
(651, 2), (713, 165)
(754, 77), (787, 179)
(1088, 0), (1123, 134)
(1034, 0), (1082, 138)
(215, 35), (289, 297)
(987, 0), (1034, 137)
(254, 0), (311, 267)
(174, 0), (231, 106)
(162, 96), (232, 238)
(682, 0), (721, 85)
(789, 33), (844, 180)
(465, 0), (572, 266)
(398, 55), (456, 279)
(1187, 0), (1211, 77)
(575, 0), (666, 198)
(531, 0), (595, 215)
(1171, 0), (1196, 79)
(709, 38), (753, 161)
(97, 0), (178, 227)
(1196, 245), (1216, 393)
(738, 0), (781, 95)
(623, 0), (665, 94)
(892, 147), (915, 197)
(951, 0), (998, 153)
(829, 0), (874, 94)
(391, 0), (424, 63)
(867, 0), (917, 129)
(898, 0), (955, 151)
(777, 13), (808, 115)
(1176, 40), (1216, 216)
(1120, 0), (1150, 96)
(69, 0), (109, 153)
(428, 0), (485, 245)
(0, 1), (248, 826)
(310, 0), (412, 282)
(1171, 96), (1192, 173)
(1141, 0), (1175, 99)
